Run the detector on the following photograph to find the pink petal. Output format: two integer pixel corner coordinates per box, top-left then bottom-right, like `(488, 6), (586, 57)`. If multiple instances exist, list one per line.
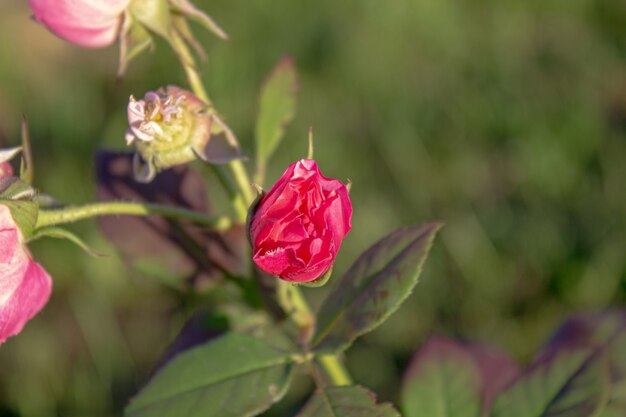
(253, 247), (304, 278)
(0, 259), (52, 343)
(28, 0), (130, 48)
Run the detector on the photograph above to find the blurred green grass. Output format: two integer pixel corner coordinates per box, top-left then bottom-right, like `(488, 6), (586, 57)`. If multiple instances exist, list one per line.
(0, 0), (625, 415)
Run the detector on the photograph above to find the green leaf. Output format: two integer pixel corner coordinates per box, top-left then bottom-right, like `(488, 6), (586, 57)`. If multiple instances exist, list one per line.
(312, 222), (442, 353)
(490, 348), (610, 417)
(296, 385), (400, 417)
(537, 312), (626, 417)
(125, 333), (295, 417)
(599, 330), (626, 417)
(401, 338), (483, 417)
(29, 227), (103, 257)
(255, 56), (298, 183)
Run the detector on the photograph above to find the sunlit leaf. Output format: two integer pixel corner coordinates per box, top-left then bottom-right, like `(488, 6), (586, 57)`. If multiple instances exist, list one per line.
(255, 56), (298, 183)
(125, 333), (295, 417)
(312, 222), (442, 353)
(296, 385), (399, 417)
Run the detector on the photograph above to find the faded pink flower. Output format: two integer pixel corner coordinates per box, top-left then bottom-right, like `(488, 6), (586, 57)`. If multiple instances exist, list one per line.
(0, 163), (13, 179)
(249, 160), (352, 283)
(0, 204), (52, 344)
(28, 0), (131, 48)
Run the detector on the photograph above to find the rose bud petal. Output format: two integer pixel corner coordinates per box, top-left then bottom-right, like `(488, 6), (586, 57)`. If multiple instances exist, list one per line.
(0, 205), (52, 344)
(249, 159), (352, 283)
(28, 0), (131, 48)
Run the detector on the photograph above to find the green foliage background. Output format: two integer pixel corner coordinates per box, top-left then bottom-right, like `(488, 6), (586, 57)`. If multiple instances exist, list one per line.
(0, 0), (624, 415)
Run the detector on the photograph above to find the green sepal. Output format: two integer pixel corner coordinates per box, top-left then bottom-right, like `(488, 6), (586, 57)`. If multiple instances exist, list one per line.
(118, 12), (154, 78)
(29, 226), (104, 257)
(246, 184), (266, 245)
(20, 115), (33, 183)
(171, 15), (206, 63)
(297, 267), (333, 288)
(128, 0), (172, 39)
(169, 0), (229, 40)
(0, 177), (38, 240)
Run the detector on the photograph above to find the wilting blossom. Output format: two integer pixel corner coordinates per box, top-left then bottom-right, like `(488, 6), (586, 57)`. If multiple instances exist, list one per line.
(0, 199), (52, 344)
(125, 86), (241, 182)
(249, 159), (352, 283)
(28, 0), (130, 48)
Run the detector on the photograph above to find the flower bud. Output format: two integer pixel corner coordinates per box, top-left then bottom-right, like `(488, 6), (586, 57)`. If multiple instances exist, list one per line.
(249, 159), (352, 283)
(125, 86), (241, 182)
(28, 0), (131, 48)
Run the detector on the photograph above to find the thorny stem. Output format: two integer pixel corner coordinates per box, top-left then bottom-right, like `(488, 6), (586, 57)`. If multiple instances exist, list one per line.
(36, 202), (231, 230)
(174, 28), (353, 388)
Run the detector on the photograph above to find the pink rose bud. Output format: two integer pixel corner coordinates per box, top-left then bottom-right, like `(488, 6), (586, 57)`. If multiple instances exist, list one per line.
(28, 0), (131, 48)
(0, 205), (52, 344)
(249, 159), (352, 283)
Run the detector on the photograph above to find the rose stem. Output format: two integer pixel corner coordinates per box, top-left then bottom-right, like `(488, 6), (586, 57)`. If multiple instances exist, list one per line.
(174, 29), (354, 387)
(170, 30), (254, 212)
(36, 202), (231, 229)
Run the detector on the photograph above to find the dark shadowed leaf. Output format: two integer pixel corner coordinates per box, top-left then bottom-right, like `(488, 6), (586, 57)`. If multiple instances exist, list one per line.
(296, 385), (400, 417)
(312, 222), (442, 353)
(490, 348), (610, 417)
(125, 333), (295, 417)
(540, 311), (626, 356)
(154, 310), (229, 373)
(255, 56), (298, 182)
(402, 337), (482, 417)
(96, 151), (248, 289)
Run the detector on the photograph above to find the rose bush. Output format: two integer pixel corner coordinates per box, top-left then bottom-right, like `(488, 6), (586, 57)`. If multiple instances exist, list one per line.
(28, 0), (130, 48)
(0, 203), (52, 344)
(249, 159), (352, 283)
